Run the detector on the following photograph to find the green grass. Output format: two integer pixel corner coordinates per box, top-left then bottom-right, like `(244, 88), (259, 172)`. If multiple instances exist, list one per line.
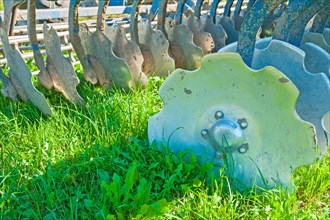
(0, 0), (3, 11)
(0, 63), (329, 219)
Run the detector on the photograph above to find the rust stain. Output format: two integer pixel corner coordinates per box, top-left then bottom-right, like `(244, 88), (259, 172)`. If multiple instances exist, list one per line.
(279, 77), (289, 83)
(184, 88), (192, 94)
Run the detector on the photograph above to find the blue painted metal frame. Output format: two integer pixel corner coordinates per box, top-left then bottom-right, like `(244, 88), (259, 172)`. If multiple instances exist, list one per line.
(236, 0), (286, 66)
(129, 0), (141, 44)
(149, 0), (161, 20)
(210, 0), (222, 24)
(273, 0), (319, 42)
(157, 0), (168, 35)
(223, 0), (234, 17)
(234, 0), (244, 16)
(310, 5), (330, 34)
(175, 0), (187, 24)
(287, 0), (330, 47)
(194, 0), (205, 18)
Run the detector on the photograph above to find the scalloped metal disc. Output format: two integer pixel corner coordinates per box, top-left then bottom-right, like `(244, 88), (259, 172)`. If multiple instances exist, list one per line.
(148, 53), (318, 190)
(184, 14), (215, 55)
(300, 43), (330, 80)
(200, 14), (227, 52)
(43, 24), (84, 105)
(165, 17), (204, 70)
(220, 39), (330, 154)
(301, 31), (330, 53)
(0, 28), (52, 116)
(137, 18), (175, 77)
(104, 24), (148, 87)
(253, 38), (330, 80)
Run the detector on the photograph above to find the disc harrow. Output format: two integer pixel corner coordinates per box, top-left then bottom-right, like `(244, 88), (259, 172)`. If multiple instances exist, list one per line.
(0, 0), (329, 191)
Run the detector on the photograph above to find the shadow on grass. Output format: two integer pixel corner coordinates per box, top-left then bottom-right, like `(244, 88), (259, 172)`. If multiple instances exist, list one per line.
(0, 74), (329, 219)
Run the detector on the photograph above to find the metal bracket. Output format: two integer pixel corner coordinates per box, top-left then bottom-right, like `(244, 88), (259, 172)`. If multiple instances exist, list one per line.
(69, 0), (98, 84)
(237, 0), (286, 66)
(287, 0), (330, 47)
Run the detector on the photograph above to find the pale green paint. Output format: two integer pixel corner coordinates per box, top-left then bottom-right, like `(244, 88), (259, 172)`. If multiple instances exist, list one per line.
(149, 52), (318, 191)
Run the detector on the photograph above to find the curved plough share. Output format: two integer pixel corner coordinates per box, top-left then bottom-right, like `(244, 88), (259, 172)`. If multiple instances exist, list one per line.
(184, 14), (215, 55)
(148, 53), (318, 191)
(137, 19), (175, 76)
(216, 0), (239, 45)
(156, 0), (203, 70)
(164, 17), (204, 70)
(99, 0), (147, 87)
(178, 0), (214, 55)
(79, 24), (133, 90)
(200, 14), (227, 52)
(193, 0), (227, 52)
(43, 23), (84, 104)
(0, 28), (52, 116)
(69, 0), (99, 84)
(104, 24), (148, 87)
(130, 0), (175, 77)
(71, 0), (134, 90)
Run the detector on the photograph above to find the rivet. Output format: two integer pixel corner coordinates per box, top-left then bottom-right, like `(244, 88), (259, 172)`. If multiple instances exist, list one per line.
(237, 118), (248, 129)
(238, 143), (249, 154)
(201, 129), (209, 139)
(215, 111), (224, 120)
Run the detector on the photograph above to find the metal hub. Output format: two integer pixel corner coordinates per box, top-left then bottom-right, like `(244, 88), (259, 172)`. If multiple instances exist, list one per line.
(202, 111), (248, 159)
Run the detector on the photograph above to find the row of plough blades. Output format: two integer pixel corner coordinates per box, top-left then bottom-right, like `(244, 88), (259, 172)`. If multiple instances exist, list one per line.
(148, 0), (329, 191)
(0, 0), (329, 191)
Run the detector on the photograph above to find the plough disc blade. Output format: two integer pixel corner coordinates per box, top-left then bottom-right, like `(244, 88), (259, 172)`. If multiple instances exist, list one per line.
(217, 16), (238, 45)
(184, 14), (215, 55)
(200, 14), (227, 52)
(148, 53), (318, 190)
(300, 43), (330, 80)
(43, 24), (84, 105)
(0, 28), (52, 116)
(301, 32), (330, 53)
(165, 17), (203, 70)
(137, 19), (175, 77)
(221, 39), (330, 154)
(79, 25), (132, 90)
(104, 24), (148, 87)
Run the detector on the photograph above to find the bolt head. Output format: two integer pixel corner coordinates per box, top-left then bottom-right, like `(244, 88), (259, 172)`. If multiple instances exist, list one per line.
(201, 129), (209, 139)
(237, 118), (248, 129)
(214, 111), (224, 120)
(238, 143), (249, 154)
